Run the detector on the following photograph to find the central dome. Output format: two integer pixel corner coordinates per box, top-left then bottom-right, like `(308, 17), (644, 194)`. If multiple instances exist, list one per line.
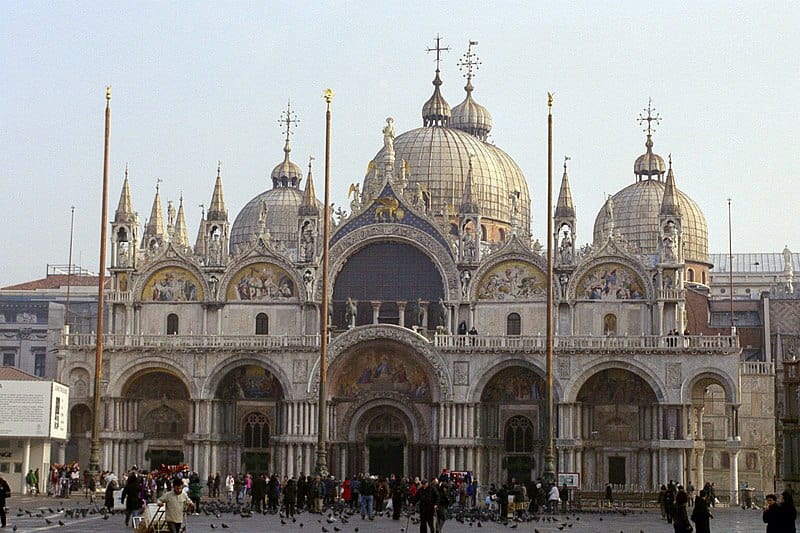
(364, 65), (531, 237)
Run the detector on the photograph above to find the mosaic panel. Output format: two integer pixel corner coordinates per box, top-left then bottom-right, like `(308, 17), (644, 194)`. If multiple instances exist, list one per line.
(226, 263), (296, 301)
(142, 267), (203, 301)
(333, 350), (431, 400)
(482, 367), (544, 402)
(476, 260), (546, 300)
(577, 263), (645, 300)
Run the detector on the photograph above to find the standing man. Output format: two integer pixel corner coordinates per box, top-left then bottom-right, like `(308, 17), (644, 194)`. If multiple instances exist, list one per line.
(158, 478), (195, 533)
(413, 479), (439, 533)
(0, 474), (10, 529)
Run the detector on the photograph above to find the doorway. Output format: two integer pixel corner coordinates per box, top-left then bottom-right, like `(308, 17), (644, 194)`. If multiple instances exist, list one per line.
(148, 449), (184, 471)
(243, 451), (270, 475)
(367, 436), (404, 477)
(608, 456), (626, 485)
(506, 456), (535, 483)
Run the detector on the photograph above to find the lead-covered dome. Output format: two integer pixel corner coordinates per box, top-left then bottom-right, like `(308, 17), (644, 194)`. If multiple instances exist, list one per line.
(593, 133), (708, 264)
(365, 63), (530, 235)
(230, 186), (305, 252)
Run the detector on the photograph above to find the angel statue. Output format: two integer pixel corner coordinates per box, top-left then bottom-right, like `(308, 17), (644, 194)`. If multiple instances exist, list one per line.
(348, 182), (361, 212)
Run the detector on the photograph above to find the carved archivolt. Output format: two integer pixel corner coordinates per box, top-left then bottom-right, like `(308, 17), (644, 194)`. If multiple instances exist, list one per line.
(336, 393), (430, 443)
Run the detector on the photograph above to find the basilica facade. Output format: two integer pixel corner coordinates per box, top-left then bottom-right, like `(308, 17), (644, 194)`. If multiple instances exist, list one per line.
(58, 44), (774, 499)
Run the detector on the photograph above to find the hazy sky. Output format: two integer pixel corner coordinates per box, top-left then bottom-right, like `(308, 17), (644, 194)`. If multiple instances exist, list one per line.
(2, 1), (798, 287)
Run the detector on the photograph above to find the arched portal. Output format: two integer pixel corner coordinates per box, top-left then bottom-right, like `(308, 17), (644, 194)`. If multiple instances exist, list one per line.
(576, 368), (659, 489)
(330, 338), (437, 479)
(214, 365), (284, 474)
(123, 371), (191, 471)
(65, 404), (92, 466)
(480, 366), (545, 483)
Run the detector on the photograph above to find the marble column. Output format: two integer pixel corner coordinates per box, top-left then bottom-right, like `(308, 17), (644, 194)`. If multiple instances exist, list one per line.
(730, 450), (740, 505)
(370, 301), (381, 324)
(397, 301), (407, 327)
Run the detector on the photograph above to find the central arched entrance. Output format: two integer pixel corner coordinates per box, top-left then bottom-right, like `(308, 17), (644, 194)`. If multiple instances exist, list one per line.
(328, 335), (440, 479)
(358, 406), (411, 477)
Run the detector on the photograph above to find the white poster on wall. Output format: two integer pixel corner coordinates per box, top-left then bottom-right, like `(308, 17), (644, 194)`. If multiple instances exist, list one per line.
(0, 380), (69, 438)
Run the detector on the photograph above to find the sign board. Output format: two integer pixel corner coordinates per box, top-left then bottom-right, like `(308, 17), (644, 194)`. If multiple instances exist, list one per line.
(0, 380), (69, 438)
(557, 472), (580, 488)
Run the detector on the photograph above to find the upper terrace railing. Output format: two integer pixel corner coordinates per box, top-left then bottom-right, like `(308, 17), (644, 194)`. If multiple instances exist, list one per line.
(434, 334), (740, 353)
(62, 333), (320, 350)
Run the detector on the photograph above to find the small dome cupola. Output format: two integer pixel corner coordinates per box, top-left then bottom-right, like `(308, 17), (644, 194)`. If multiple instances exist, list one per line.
(633, 98), (666, 180)
(451, 40), (492, 141)
(422, 35), (452, 127)
(270, 101), (304, 189)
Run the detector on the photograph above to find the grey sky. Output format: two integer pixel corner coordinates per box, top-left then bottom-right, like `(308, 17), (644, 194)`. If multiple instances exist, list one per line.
(1, 1), (798, 286)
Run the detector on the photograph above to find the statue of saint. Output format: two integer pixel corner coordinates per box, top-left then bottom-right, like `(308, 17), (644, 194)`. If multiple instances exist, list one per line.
(559, 229), (573, 264)
(345, 297), (357, 328)
(382, 117), (395, 157)
(460, 270), (471, 299)
(302, 269), (314, 301)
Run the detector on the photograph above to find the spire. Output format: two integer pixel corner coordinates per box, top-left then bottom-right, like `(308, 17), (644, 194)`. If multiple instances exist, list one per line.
(272, 103), (303, 188)
(555, 156), (575, 218)
(299, 156), (319, 216)
(459, 155), (479, 214)
(114, 164), (136, 223)
(660, 154), (681, 217)
(145, 179), (166, 238)
(422, 35), (451, 127)
(207, 161), (228, 220)
(173, 194), (189, 247)
(194, 204), (206, 255)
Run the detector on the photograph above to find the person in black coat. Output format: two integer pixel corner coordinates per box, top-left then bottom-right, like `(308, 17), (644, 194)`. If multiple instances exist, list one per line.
(764, 494), (782, 533)
(121, 474), (143, 527)
(104, 478), (117, 512)
(283, 478), (297, 517)
(251, 474), (267, 513)
(267, 474), (280, 512)
(0, 474), (11, 528)
(781, 490), (797, 533)
(690, 489), (712, 533)
(391, 477), (407, 520)
(414, 479), (439, 533)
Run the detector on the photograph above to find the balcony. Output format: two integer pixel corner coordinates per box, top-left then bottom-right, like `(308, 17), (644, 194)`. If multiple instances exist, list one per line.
(434, 334), (740, 354)
(658, 288), (686, 300)
(62, 333), (321, 351)
(740, 361), (775, 375)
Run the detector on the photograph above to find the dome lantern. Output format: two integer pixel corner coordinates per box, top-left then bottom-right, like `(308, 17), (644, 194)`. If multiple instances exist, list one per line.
(422, 34), (452, 127)
(633, 98), (666, 180)
(271, 101), (304, 189)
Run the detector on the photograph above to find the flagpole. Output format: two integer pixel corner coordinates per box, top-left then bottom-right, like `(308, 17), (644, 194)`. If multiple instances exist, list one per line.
(89, 87), (111, 480)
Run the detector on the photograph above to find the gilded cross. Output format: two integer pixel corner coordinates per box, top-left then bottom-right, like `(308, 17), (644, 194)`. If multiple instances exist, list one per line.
(457, 40), (480, 79)
(278, 100), (299, 140)
(637, 97), (661, 136)
(426, 34), (450, 70)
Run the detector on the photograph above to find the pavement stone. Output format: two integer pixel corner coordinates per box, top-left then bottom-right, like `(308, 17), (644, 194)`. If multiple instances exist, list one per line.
(2, 496), (791, 533)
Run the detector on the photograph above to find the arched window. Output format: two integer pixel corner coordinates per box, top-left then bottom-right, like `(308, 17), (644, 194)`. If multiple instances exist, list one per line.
(498, 228), (506, 242)
(507, 313), (521, 336)
(166, 313), (179, 335)
(255, 313), (269, 335)
(603, 313), (617, 336)
(504, 415), (533, 453)
(480, 224), (488, 241)
(687, 268), (695, 282)
(243, 412), (270, 448)
(701, 271), (707, 285)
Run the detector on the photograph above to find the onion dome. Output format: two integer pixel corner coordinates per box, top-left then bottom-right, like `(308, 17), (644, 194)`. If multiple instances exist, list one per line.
(422, 69), (451, 127)
(271, 138), (304, 188)
(451, 78), (492, 141)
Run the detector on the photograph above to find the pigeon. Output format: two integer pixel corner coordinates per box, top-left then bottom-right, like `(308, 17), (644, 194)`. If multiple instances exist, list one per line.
(478, 522), (483, 528)
(45, 519), (53, 525)
(334, 528), (341, 532)
(211, 525), (216, 529)
(323, 527), (330, 532)
(59, 521), (65, 527)
(102, 515), (110, 520)
(282, 520), (287, 525)
(221, 524), (229, 529)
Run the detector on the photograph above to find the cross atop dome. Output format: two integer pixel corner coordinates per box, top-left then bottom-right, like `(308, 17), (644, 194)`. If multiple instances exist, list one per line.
(637, 97), (661, 136)
(457, 40), (480, 81)
(426, 33), (450, 70)
(278, 100), (299, 141)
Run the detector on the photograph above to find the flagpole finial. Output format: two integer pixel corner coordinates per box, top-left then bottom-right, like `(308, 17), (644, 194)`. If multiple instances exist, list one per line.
(106, 86), (111, 101)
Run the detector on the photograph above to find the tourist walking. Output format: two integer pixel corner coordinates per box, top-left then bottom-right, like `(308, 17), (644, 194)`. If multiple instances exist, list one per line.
(158, 478), (195, 533)
(781, 490), (797, 533)
(604, 483), (614, 508)
(121, 473), (143, 527)
(672, 487), (692, 533)
(690, 489), (712, 533)
(764, 493), (782, 533)
(413, 479), (439, 533)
